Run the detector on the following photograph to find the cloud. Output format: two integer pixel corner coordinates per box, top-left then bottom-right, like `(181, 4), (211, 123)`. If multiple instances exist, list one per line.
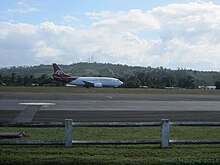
(88, 9), (160, 33)
(6, 1), (38, 14)
(63, 15), (81, 23)
(1, 1), (220, 70)
(149, 1), (220, 70)
(86, 11), (125, 20)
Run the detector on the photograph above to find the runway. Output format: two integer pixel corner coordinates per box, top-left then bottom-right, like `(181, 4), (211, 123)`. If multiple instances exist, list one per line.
(0, 92), (220, 123)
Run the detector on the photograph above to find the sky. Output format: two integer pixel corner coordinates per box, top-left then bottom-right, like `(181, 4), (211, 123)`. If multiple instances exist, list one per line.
(1, 0), (220, 71)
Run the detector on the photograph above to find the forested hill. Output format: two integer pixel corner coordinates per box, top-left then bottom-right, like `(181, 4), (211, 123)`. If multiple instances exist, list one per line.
(0, 62), (220, 88)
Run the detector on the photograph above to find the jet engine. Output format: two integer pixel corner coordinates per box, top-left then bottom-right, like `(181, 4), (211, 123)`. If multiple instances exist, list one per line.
(94, 83), (103, 88)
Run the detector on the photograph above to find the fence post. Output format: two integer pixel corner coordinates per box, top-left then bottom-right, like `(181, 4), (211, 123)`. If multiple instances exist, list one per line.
(65, 119), (73, 147)
(160, 119), (170, 148)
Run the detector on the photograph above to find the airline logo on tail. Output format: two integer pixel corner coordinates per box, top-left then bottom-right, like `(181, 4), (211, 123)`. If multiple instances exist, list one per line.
(53, 63), (66, 76)
(55, 70), (63, 76)
(52, 63), (77, 83)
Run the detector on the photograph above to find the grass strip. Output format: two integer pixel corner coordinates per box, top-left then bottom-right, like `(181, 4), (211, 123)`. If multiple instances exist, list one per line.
(0, 126), (220, 164)
(1, 86), (220, 95)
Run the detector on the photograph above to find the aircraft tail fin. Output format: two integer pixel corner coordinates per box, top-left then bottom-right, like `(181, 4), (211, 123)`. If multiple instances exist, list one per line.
(52, 63), (67, 76)
(52, 63), (77, 83)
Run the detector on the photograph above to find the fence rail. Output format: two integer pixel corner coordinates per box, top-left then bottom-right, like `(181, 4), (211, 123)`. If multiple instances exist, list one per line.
(0, 119), (220, 148)
(171, 122), (220, 126)
(2, 121), (220, 127)
(0, 122), (65, 127)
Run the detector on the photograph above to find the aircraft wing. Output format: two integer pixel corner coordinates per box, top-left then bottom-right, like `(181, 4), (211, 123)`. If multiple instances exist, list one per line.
(82, 81), (95, 86)
(83, 80), (103, 87)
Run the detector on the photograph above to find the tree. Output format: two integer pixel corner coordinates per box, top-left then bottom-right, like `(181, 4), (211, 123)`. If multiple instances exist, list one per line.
(124, 76), (141, 88)
(24, 75), (30, 86)
(9, 72), (16, 86)
(16, 75), (24, 86)
(215, 81), (220, 89)
(38, 74), (50, 86)
(178, 76), (195, 89)
(0, 74), (3, 85)
(161, 76), (175, 87)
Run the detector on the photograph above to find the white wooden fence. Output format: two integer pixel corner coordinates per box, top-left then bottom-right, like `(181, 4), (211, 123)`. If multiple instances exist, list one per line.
(1, 119), (220, 148)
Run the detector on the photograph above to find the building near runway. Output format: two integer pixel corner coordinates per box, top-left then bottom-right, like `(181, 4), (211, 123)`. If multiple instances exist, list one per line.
(198, 86), (216, 90)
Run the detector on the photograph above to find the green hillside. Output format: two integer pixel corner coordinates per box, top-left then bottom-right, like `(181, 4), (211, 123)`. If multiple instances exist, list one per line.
(0, 63), (220, 88)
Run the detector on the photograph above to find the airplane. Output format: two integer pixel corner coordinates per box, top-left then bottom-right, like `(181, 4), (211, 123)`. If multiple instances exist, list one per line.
(52, 63), (124, 88)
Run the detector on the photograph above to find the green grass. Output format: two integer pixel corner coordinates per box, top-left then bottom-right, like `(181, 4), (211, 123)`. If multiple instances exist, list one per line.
(1, 86), (220, 95)
(1, 126), (220, 165)
(1, 86), (220, 164)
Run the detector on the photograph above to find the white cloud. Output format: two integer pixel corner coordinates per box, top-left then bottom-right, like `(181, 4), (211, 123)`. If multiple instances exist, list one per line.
(148, 1), (220, 70)
(1, 1), (220, 70)
(6, 1), (38, 14)
(86, 11), (125, 20)
(89, 9), (160, 33)
(33, 40), (64, 58)
(63, 15), (81, 22)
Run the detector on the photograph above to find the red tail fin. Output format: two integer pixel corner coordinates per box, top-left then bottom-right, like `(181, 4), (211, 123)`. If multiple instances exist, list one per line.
(52, 63), (77, 83)
(52, 63), (67, 76)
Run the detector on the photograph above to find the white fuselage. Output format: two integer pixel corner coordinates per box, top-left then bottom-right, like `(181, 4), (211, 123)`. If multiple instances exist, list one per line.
(69, 77), (123, 87)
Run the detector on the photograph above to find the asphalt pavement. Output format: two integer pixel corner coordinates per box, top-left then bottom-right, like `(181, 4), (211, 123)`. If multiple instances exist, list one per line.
(0, 92), (220, 123)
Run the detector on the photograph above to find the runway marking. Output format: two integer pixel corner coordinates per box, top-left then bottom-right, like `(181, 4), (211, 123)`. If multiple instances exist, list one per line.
(12, 105), (41, 123)
(105, 96), (113, 99)
(19, 103), (55, 106)
(12, 103), (55, 123)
